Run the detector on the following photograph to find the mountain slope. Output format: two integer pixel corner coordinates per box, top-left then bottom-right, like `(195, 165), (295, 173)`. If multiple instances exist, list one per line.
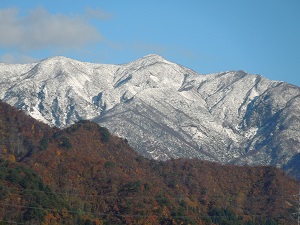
(0, 101), (299, 224)
(0, 55), (300, 178)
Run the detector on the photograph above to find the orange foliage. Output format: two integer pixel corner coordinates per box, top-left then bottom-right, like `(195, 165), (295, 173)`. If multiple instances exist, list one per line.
(56, 150), (61, 157)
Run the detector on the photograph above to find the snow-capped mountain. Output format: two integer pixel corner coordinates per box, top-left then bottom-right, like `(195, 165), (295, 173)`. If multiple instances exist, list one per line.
(0, 55), (299, 177)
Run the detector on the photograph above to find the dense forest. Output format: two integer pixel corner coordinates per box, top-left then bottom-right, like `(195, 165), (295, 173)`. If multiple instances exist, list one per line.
(0, 100), (299, 225)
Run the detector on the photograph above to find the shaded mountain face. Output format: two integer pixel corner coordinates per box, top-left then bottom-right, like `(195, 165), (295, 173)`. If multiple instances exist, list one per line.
(0, 55), (300, 178)
(0, 101), (299, 224)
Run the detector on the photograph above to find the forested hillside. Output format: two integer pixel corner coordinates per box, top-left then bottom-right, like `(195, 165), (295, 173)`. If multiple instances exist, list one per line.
(0, 100), (299, 224)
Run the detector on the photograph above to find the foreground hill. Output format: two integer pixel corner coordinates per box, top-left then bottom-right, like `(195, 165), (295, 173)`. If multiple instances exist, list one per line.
(0, 55), (300, 180)
(0, 101), (299, 224)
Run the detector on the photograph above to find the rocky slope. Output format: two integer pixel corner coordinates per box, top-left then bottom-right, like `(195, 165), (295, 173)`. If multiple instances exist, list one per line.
(0, 55), (299, 178)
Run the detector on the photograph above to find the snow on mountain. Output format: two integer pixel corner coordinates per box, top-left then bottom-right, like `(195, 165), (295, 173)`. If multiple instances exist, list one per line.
(0, 54), (300, 178)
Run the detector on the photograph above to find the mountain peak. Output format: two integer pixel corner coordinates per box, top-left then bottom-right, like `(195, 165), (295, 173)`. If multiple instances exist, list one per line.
(134, 54), (170, 65)
(41, 56), (74, 63)
(46, 56), (71, 60)
(142, 54), (165, 60)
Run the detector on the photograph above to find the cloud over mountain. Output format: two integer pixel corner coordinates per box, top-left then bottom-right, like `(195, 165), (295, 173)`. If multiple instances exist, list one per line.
(0, 7), (102, 50)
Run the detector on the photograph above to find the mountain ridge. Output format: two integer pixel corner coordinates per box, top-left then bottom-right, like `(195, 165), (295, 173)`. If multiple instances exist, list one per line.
(0, 55), (299, 179)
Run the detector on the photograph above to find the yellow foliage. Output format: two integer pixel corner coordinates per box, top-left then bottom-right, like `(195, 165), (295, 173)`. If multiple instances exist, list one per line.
(236, 191), (246, 205)
(1, 147), (7, 154)
(61, 207), (69, 218)
(185, 197), (198, 208)
(7, 154), (16, 162)
(161, 205), (169, 217)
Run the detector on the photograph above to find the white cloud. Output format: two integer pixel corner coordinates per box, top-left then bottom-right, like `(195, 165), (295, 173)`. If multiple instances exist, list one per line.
(0, 7), (103, 50)
(0, 53), (37, 64)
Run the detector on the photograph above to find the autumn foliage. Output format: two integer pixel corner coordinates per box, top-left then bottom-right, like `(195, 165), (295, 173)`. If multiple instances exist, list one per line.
(0, 100), (299, 224)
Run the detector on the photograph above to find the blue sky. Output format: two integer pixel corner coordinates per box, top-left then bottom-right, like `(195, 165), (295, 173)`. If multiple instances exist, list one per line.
(0, 0), (299, 87)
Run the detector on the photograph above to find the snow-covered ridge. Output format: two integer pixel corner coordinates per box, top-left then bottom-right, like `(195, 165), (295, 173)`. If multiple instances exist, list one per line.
(0, 54), (300, 178)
